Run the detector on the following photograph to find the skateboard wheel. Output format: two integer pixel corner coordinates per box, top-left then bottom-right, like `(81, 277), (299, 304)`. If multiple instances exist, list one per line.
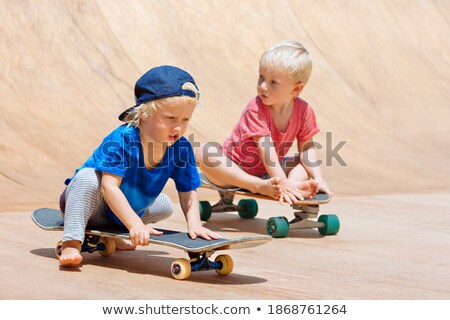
(98, 237), (116, 257)
(199, 201), (212, 221)
(266, 217), (290, 238)
(55, 240), (63, 258)
(318, 214), (340, 235)
(214, 254), (234, 276)
(171, 258), (191, 280)
(237, 199), (258, 219)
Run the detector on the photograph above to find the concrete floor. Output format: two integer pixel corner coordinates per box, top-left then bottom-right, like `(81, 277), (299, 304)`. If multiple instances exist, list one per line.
(1, 192), (449, 299)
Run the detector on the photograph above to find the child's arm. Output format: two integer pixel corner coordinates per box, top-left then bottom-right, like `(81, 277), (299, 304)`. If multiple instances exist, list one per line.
(178, 190), (220, 240)
(101, 172), (163, 246)
(298, 139), (332, 195)
(255, 135), (305, 203)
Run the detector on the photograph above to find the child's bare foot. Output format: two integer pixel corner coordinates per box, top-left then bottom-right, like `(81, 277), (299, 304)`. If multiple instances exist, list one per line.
(254, 177), (282, 199)
(59, 240), (83, 267)
(114, 238), (136, 250)
(295, 180), (319, 199)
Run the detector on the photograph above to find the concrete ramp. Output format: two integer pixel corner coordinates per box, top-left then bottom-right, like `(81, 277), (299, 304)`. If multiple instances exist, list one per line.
(0, 0), (449, 299)
(1, 0), (449, 207)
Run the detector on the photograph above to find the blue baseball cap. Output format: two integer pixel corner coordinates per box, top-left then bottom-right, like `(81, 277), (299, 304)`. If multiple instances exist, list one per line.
(119, 65), (199, 121)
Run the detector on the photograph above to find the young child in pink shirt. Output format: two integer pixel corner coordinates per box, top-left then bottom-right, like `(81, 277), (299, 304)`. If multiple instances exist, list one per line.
(197, 41), (332, 204)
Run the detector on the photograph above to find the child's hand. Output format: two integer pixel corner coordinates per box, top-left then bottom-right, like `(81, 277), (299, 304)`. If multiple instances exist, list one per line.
(294, 179), (319, 199)
(129, 223), (163, 246)
(188, 224), (220, 241)
(315, 176), (333, 197)
(279, 178), (305, 205)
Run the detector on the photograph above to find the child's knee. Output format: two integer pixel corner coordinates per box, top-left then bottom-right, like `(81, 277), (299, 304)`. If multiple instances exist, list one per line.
(141, 210), (173, 224)
(141, 194), (174, 224)
(282, 155), (301, 170)
(70, 168), (101, 189)
(68, 168), (102, 197)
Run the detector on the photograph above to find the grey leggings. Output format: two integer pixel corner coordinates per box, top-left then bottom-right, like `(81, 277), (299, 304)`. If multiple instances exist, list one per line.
(62, 168), (173, 242)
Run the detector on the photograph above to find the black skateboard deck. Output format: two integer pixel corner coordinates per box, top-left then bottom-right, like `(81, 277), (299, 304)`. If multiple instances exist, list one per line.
(32, 208), (271, 280)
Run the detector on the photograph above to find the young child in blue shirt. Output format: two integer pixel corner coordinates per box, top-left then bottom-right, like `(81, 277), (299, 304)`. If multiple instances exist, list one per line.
(60, 65), (219, 267)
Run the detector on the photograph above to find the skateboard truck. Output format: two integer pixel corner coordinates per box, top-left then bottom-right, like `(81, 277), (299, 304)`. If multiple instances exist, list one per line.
(213, 190), (239, 212)
(55, 234), (116, 258)
(188, 252), (224, 272)
(267, 202), (340, 238)
(199, 190), (259, 221)
(289, 204), (324, 230)
(170, 251), (234, 280)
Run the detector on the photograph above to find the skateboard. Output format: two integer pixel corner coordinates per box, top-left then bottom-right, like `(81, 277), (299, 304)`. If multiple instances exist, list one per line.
(199, 172), (340, 238)
(32, 208), (271, 280)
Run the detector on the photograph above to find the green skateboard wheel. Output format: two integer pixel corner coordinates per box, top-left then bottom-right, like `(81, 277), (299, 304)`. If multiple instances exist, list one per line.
(199, 201), (212, 221)
(237, 199), (258, 219)
(266, 216), (290, 238)
(318, 214), (340, 235)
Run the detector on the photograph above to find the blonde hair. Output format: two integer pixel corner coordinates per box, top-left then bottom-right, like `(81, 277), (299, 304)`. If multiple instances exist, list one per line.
(260, 40), (312, 85)
(122, 82), (200, 127)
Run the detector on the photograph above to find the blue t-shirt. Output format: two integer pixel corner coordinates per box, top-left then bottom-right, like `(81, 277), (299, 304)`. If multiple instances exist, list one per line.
(66, 124), (201, 226)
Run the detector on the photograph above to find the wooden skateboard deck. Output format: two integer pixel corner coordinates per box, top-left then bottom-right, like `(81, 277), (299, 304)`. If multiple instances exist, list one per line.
(32, 208), (271, 280)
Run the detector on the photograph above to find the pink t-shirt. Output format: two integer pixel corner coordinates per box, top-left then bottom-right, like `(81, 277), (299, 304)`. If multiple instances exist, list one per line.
(222, 96), (319, 176)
